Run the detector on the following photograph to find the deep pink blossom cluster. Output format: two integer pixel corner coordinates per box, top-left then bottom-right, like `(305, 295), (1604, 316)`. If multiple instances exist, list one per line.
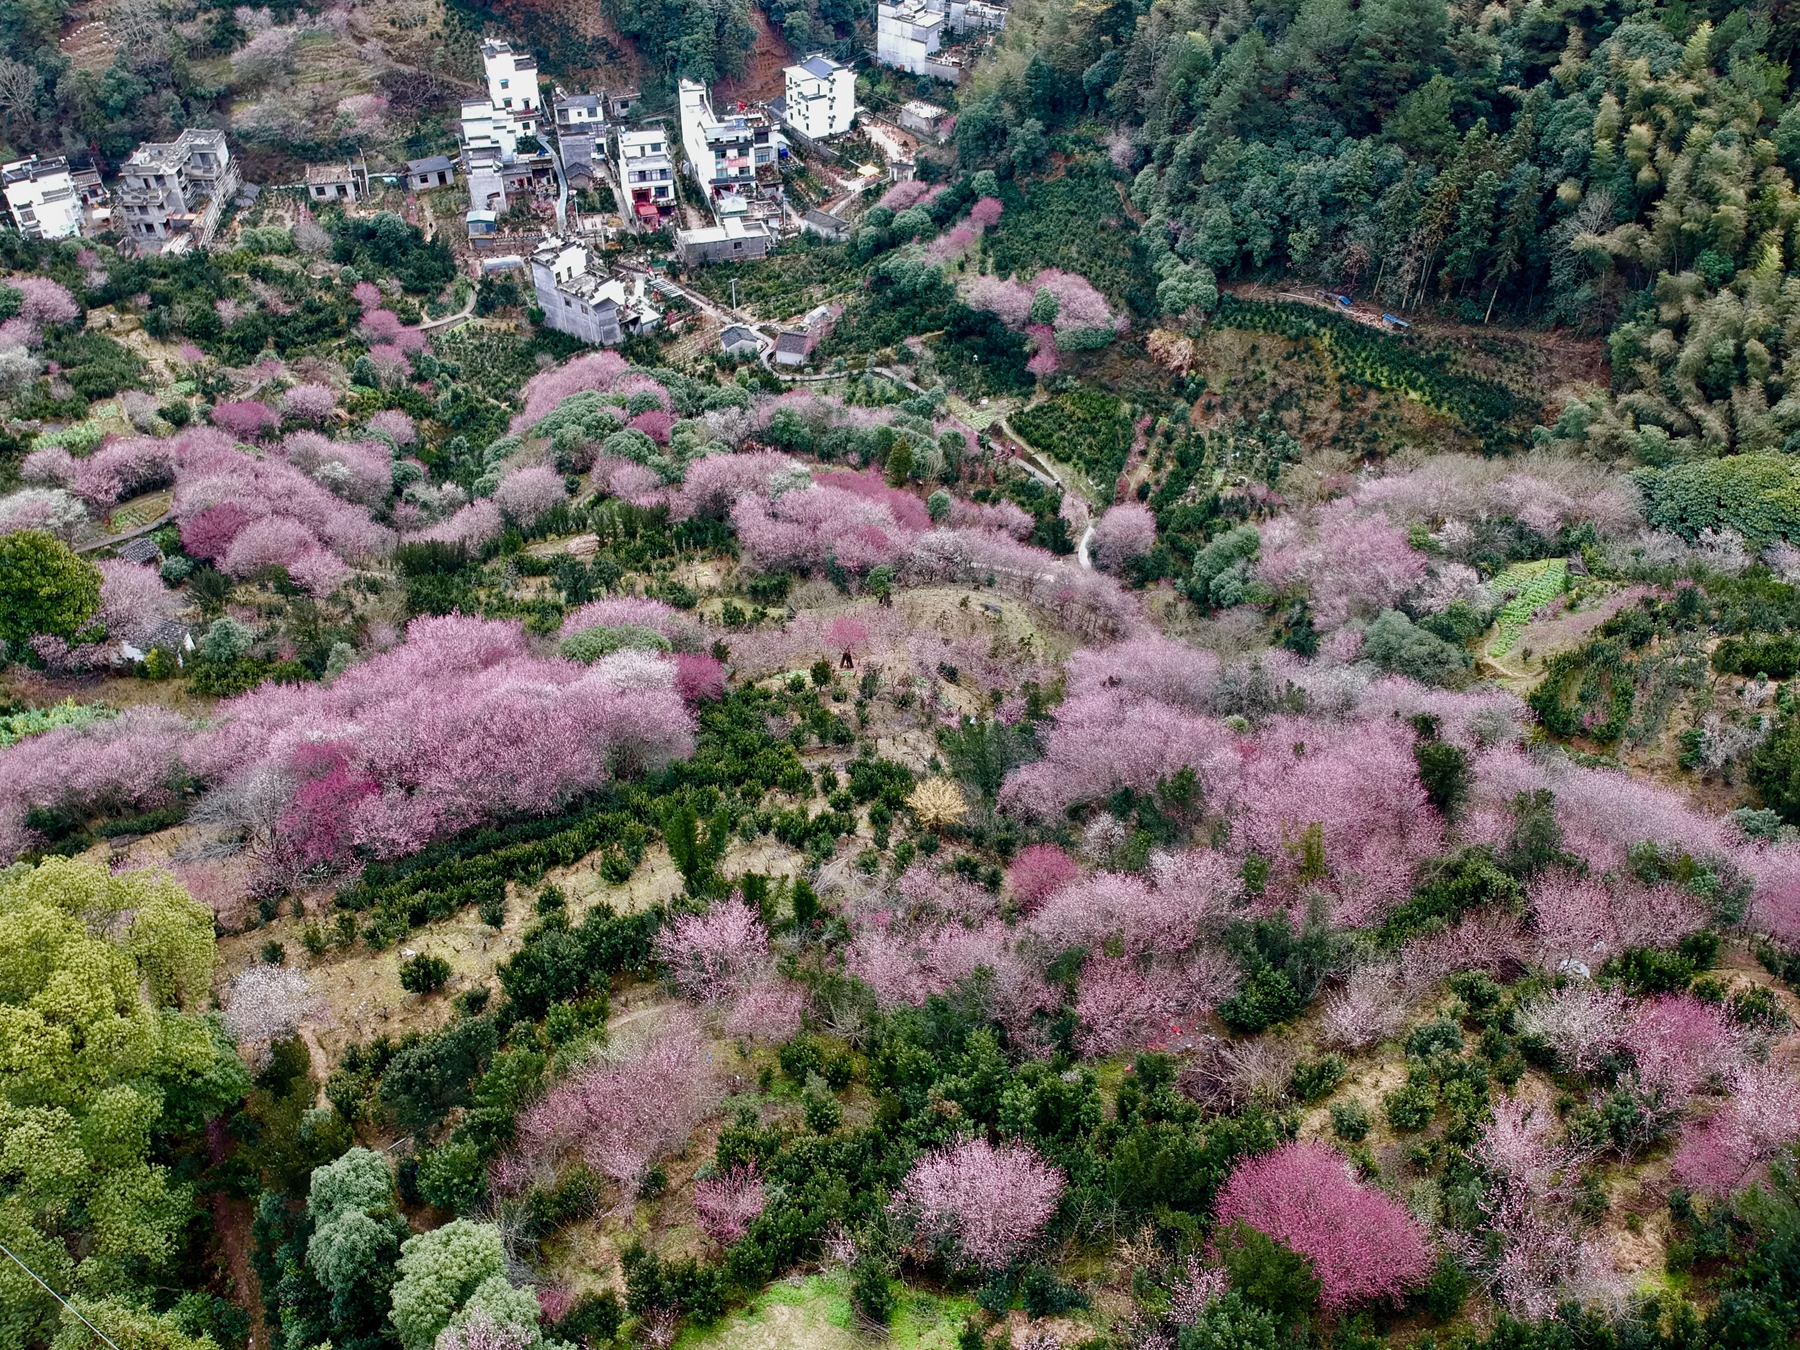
(815, 468), (932, 531)
(1215, 1141), (1434, 1309)
(1025, 323), (1057, 376)
(511, 1010), (720, 1201)
(876, 180), (943, 212)
(1007, 843), (1078, 909)
(890, 1138), (1064, 1272)
(212, 400), (279, 439)
(628, 408), (675, 444)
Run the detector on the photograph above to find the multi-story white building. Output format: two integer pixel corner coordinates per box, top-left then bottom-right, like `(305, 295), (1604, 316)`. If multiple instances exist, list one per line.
(678, 80), (780, 208)
(782, 54), (856, 140)
(530, 233), (660, 345)
(115, 129), (238, 252)
(617, 127), (675, 223)
(876, 0), (1003, 81)
(482, 40), (542, 129)
(2, 156), (84, 239)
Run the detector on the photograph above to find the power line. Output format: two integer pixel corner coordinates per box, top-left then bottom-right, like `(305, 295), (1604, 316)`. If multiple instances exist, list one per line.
(0, 1239), (127, 1350)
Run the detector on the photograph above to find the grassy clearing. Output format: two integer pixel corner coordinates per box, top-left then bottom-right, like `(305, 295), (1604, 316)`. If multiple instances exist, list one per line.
(674, 1272), (976, 1350)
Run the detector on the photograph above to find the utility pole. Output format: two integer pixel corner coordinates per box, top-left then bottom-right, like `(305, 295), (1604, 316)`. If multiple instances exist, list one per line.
(731, 278), (737, 310)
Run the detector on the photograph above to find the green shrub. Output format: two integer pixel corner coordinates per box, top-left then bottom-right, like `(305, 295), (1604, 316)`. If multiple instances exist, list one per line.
(1330, 1100), (1371, 1141)
(400, 953), (451, 994)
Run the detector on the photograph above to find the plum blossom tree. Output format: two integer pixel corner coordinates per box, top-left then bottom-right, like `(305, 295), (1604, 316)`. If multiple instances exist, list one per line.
(1007, 843), (1078, 909)
(212, 400), (280, 439)
(693, 1162), (766, 1244)
(1620, 995), (1743, 1101)
(511, 1011), (720, 1201)
(889, 1137), (1064, 1272)
(1092, 504), (1156, 572)
(1511, 984), (1629, 1075)
(1671, 1063), (1800, 1196)
(14, 276), (78, 326)
(282, 382), (339, 424)
(652, 897), (767, 1000)
(1214, 1140), (1434, 1310)
(493, 466), (567, 529)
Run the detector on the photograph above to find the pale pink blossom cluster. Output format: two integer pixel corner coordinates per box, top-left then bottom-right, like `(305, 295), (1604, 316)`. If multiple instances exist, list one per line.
(0, 707), (193, 862)
(1621, 995), (1743, 1101)
(1073, 949), (1236, 1056)
(1256, 506), (1428, 630)
(13, 276), (79, 326)
(876, 180), (943, 212)
(942, 494), (1032, 540)
(561, 596), (704, 651)
(694, 1162), (766, 1243)
(998, 689), (1233, 820)
(671, 451), (799, 521)
(1215, 1141), (1434, 1309)
(97, 558), (177, 648)
(890, 1137), (1064, 1272)
(1511, 984), (1630, 1076)
(1469, 1097), (1624, 1319)
(847, 920), (1054, 1043)
(365, 409), (417, 446)
(493, 466), (568, 528)
(1348, 454), (1642, 542)
(279, 431), (393, 505)
(511, 1010), (721, 1202)
(281, 382), (340, 424)
(733, 481), (918, 574)
(183, 615), (694, 873)
(904, 527), (1142, 640)
(173, 427), (392, 593)
(408, 499), (503, 549)
(1091, 503), (1156, 572)
(25, 435), (177, 507)
(1528, 868), (1706, 967)
(510, 351), (633, 430)
(1237, 717), (1445, 926)
(653, 898), (769, 1001)
(211, 400), (279, 439)
(1031, 851), (1241, 955)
